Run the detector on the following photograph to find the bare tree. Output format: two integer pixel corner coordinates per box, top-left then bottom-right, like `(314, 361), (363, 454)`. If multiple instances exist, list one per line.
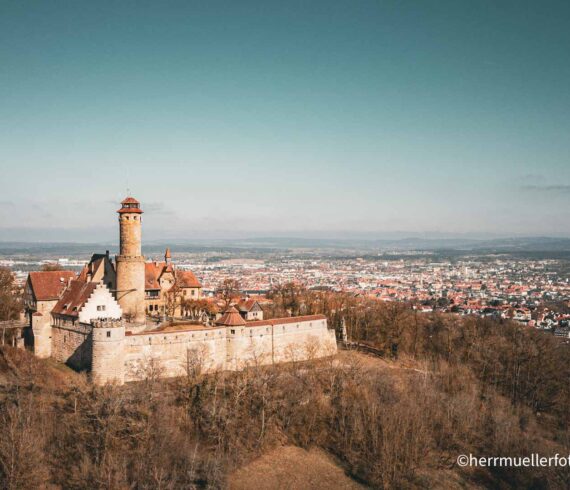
(0, 267), (21, 322)
(0, 398), (49, 490)
(183, 343), (210, 381)
(216, 279), (240, 308)
(164, 282), (182, 318)
(40, 262), (65, 271)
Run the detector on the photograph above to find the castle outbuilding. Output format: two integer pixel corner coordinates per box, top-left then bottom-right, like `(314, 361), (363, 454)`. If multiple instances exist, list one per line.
(23, 195), (337, 385)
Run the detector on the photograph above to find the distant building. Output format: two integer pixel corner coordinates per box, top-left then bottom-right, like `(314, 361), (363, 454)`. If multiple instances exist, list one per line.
(236, 299), (264, 321)
(553, 325), (570, 338)
(144, 249), (202, 316)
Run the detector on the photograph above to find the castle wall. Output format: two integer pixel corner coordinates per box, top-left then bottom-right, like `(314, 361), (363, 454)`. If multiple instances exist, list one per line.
(51, 321), (92, 371)
(123, 327), (227, 382)
(31, 299), (58, 358)
(46, 313), (336, 385)
(226, 318), (337, 369)
(272, 318), (337, 362)
(122, 318), (337, 383)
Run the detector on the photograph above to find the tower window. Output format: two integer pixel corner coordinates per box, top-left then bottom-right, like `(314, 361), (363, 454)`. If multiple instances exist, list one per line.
(107, 331), (111, 338)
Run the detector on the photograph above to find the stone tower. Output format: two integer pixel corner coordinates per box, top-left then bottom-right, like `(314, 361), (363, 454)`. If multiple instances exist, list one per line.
(115, 196), (146, 324)
(91, 319), (125, 385)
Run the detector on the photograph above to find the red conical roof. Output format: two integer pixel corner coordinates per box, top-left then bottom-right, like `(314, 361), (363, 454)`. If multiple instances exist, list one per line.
(216, 306), (246, 326)
(117, 196), (143, 214)
(122, 196), (140, 204)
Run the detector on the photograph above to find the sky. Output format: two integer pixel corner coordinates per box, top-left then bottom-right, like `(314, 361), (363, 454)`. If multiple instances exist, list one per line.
(1, 0), (569, 242)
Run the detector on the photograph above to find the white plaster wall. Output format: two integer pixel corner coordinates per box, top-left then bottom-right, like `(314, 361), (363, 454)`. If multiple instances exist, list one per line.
(79, 283), (122, 323)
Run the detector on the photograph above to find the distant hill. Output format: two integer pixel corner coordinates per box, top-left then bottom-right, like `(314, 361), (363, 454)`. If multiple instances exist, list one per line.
(1, 236), (570, 259)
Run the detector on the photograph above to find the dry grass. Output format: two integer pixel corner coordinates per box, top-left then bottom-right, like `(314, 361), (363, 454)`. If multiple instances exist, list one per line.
(229, 445), (365, 490)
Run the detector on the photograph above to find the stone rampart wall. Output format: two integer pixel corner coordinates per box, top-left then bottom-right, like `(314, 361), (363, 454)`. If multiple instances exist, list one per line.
(51, 321), (92, 371)
(123, 318), (337, 382)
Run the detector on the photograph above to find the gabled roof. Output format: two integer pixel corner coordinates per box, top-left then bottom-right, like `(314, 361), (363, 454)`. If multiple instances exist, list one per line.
(27, 271), (77, 301)
(145, 262), (202, 290)
(237, 299), (261, 313)
(52, 280), (97, 317)
(78, 253), (113, 282)
(177, 270), (201, 288)
(145, 262), (165, 289)
(216, 306), (247, 326)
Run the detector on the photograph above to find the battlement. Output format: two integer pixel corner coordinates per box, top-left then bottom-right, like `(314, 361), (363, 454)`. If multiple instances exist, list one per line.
(91, 318), (123, 329)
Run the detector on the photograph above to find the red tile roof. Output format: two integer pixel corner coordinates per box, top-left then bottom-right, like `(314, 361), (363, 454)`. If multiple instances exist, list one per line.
(28, 271), (77, 301)
(177, 270), (201, 288)
(121, 196), (140, 205)
(145, 262), (165, 289)
(237, 299), (260, 312)
(117, 196), (143, 214)
(117, 206), (143, 214)
(216, 306), (247, 326)
(77, 265), (88, 282)
(144, 262), (201, 289)
(52, 280), (97, 317)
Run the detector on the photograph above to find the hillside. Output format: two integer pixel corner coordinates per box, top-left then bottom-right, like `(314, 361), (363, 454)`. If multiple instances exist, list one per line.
(1, 327), (569, 489)
(229, 446), (364, 490)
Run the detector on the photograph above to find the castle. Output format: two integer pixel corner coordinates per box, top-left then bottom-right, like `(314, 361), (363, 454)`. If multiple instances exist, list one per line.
(23, 197), (337, 384)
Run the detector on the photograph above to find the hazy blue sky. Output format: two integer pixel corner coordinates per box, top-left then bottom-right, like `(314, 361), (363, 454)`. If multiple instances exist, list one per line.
(1, 0), (569, 241)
